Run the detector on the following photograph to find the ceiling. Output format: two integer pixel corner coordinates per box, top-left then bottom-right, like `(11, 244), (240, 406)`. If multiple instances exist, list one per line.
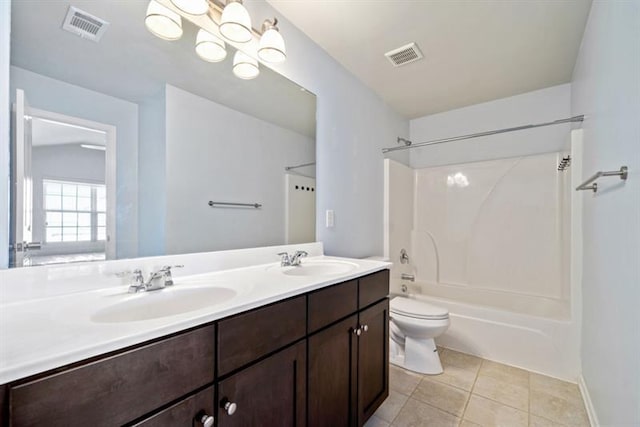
(32, 118), (106, 147)
(267, 0), (592, 119)
(11, 0), (316, 137)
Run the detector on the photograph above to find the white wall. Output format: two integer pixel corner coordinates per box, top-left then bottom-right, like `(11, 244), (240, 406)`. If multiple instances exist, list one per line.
(571, 1), (640, 425)
(383, 159), (414, 290)
(245, 1), (410, 258)
(165, 85), (315, 254)
(0, 2), (10, 268)
(9, 67), (139, 259)
(409, 84), (572, 168)
(138, 89), (166, 257)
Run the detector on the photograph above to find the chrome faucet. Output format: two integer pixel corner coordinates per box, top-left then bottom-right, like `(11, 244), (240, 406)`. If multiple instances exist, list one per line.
(277, 250), (308, 267)
(122, 265), (184, 293)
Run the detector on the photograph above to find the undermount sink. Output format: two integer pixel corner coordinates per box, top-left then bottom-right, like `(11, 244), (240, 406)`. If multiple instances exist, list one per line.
(270, 260), (359, 277)
(91, 286), (237, 323)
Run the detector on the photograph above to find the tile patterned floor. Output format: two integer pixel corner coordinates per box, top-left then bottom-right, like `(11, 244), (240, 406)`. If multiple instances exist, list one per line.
(366, 348), (590, 427)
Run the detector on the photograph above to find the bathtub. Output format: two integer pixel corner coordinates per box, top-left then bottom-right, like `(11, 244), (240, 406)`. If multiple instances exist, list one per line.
(391, 280), (581, 382)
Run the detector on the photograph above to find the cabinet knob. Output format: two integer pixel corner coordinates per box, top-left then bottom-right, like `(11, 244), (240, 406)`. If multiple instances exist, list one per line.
(361, 324), (369, 333)
(221, 398), (237, 415)
(198, 413), (214, 427)
(353, 327), (362, 336)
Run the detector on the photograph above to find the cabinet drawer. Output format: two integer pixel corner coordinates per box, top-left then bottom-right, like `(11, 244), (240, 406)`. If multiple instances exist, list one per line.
(10, 325), (216, 427)
(218, 296), (306, 376)
(133, 386), (215, 427)
(358, 270), (390, 309)
(308, 280), (358, 333)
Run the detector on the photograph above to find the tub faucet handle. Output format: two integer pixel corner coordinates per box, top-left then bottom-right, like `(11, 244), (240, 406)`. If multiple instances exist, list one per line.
(400, 249), (410, 264)
(401, 273), (415, 282)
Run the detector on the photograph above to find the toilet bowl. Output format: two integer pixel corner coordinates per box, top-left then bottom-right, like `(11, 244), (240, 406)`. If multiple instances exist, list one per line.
(389, 297), (450, 375)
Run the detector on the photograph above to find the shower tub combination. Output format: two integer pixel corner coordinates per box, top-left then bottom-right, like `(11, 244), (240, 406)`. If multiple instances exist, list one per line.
(384, 144), (583, 381)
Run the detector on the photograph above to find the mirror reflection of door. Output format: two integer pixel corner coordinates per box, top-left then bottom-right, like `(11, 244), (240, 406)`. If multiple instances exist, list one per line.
(10, 88), (115, 267)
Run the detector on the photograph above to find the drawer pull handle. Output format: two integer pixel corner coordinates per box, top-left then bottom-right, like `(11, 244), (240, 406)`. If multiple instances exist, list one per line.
(361, 324), (369, 333)
(197, 413), (215, 427)
(222, 398), (238, 415)
(353, 327), (362, 336)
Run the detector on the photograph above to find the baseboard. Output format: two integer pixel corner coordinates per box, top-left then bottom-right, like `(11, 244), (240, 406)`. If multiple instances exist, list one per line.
(578, 375), (599, 427)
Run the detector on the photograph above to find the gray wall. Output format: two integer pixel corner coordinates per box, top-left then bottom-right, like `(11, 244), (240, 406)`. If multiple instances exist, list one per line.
(571, 1), (640, 425)
(246, 1), (410, 258)
(31, 144), (105, 255)
(0, 3), (10, 268)
(164, 84), (315, 254)
(10, 66), (139, 259)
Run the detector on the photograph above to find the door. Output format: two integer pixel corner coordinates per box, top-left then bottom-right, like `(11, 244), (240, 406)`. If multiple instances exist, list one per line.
(10, 89), (39, 267)
(217, 341), (306, 427)
(357, 299), (389, 426)
(308, 315), (359, 427)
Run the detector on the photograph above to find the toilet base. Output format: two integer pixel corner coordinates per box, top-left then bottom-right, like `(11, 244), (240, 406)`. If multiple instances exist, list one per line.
(390, 337), (444, 375)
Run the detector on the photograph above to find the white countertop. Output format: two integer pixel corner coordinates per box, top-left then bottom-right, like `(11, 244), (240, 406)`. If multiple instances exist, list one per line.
(0, 254), (390, 384)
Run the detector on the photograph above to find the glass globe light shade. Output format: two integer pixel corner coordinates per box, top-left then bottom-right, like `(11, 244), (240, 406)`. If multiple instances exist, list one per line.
(195, 29), (227, 62)
(145, 0), (183, 41)
(258, 27), (286, 63)
(170, 0), (209, 15)
(219, 1), (252, 43)
(233, 50), (259, 79)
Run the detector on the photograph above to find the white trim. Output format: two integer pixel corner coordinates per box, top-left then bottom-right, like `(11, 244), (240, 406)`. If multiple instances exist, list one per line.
(578, 374), (599, 427)
(27, 108), (117, 260)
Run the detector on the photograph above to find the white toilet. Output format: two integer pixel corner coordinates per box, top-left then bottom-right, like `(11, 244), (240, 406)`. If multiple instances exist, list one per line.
(389, 297), (450, 374)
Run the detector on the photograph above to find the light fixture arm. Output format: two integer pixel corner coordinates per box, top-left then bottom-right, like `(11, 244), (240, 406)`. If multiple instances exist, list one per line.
(261, 17), (279, 34)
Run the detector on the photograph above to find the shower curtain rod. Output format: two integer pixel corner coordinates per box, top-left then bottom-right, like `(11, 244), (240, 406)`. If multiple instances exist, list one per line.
(382, 115), (584, 154)
(285, 162), (316, 171)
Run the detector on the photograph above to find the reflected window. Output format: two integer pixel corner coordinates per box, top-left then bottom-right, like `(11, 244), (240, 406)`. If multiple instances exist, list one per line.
(43, 179), (106, 243)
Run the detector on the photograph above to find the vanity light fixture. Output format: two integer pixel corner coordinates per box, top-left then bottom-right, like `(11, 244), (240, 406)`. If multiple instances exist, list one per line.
(219, 0), (252, 43)
(145, 0), (287, 80)
(233, 50), (259, 79)
(258, 18), (286, 63)
(145, 0), (183, 41)
(195, 29), (227, 62)
(170, 0), (209, 15)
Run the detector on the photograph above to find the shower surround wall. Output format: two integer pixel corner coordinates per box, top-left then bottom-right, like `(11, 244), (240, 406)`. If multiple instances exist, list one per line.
(385, 153), (579, 380)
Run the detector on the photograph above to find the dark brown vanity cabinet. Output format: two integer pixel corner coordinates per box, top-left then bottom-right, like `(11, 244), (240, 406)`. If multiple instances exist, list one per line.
(3, 269), (389, 427)
(307, 270), (390, 427)
(217, 341), (306, 427)
(8, 325), (216, 427)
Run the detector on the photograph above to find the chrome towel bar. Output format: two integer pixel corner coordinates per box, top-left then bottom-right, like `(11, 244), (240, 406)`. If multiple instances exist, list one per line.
(576, 166), (628, 193)
(208, 201), (262, 209)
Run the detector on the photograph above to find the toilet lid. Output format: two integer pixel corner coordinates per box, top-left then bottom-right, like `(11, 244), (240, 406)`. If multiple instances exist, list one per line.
(390, 297), (449, 320)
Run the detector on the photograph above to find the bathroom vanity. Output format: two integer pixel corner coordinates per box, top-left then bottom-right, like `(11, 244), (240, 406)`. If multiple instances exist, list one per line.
(0, 257), (389, 427)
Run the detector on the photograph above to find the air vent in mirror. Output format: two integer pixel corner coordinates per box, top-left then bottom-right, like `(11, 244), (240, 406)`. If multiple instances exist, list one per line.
(62, 6), (109, 42)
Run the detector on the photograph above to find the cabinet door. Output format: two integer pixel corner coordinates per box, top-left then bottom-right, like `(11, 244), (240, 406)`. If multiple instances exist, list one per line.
(308, 315), (358, 427)
(218, 341), (306, 427)
(357, 299), (389, 426)
(133, 387), (214, 427)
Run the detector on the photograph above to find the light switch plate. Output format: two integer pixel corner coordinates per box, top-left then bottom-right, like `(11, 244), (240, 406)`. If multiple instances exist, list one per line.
(325, 210), (334, 228)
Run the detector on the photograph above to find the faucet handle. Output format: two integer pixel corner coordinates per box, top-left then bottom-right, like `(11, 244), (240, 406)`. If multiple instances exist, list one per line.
(294, 250), (308, 257)
(277, 252), (291, 266)
(159, 265), (183, 286)
(116, 269), (144, 282)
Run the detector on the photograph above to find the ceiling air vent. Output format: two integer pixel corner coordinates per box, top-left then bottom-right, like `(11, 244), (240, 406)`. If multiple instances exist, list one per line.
(384, 42), (424, 67)
(62, 6), (110, 42)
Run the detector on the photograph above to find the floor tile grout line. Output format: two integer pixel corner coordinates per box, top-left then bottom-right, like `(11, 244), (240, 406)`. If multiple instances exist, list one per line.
(460, 357), (483, 422)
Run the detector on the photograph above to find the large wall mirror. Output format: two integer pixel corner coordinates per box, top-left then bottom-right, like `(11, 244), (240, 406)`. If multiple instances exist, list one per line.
(7, 0), (316, 268)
